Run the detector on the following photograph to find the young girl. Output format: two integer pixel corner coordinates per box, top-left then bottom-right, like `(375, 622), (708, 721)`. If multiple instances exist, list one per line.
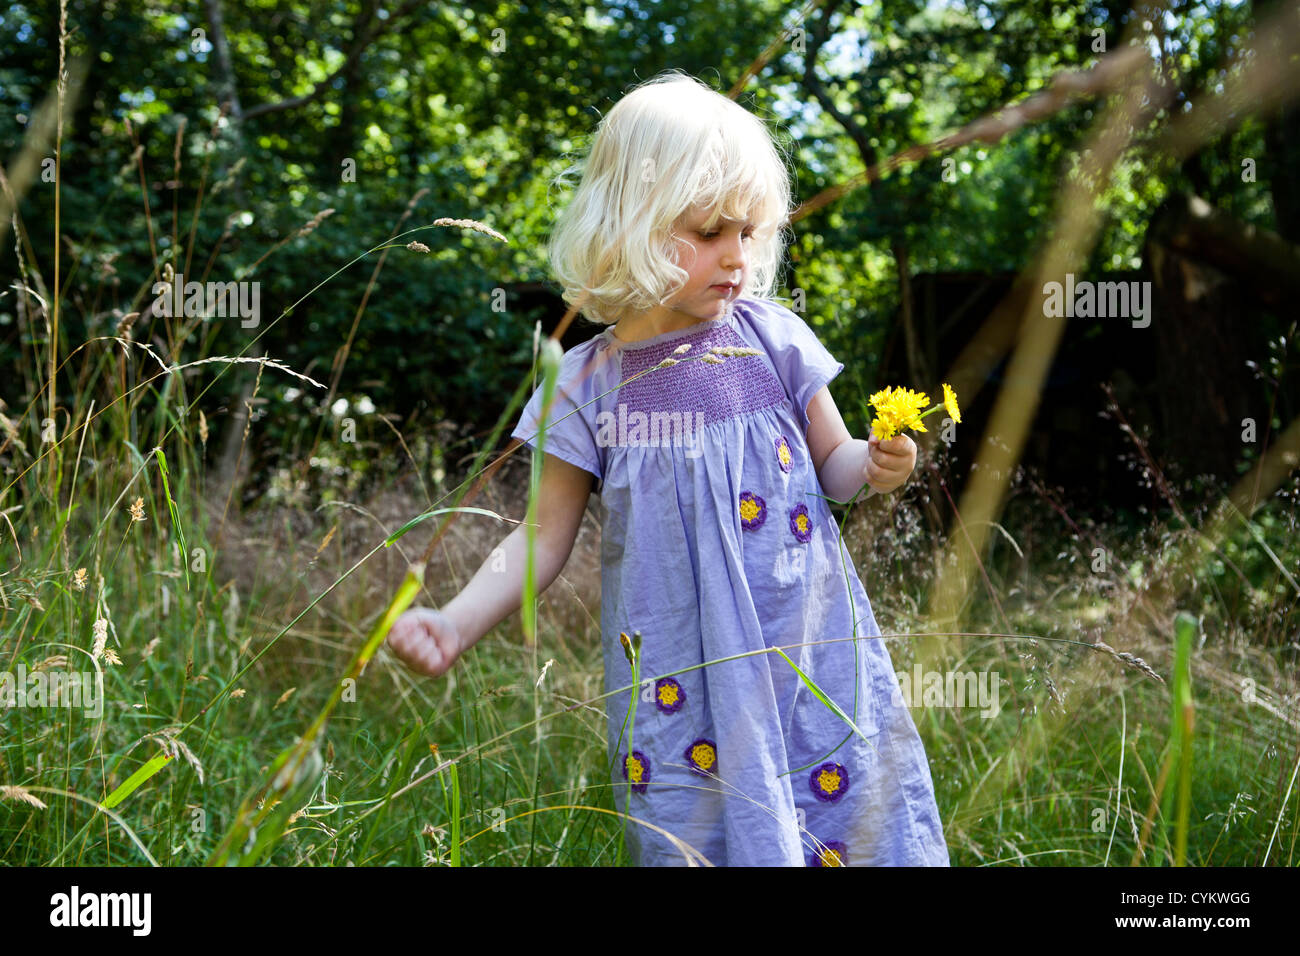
(387, 72), (949, 867)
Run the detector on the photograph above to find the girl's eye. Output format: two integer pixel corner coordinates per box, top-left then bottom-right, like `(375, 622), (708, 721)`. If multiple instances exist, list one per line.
(698, 230), (756, 241)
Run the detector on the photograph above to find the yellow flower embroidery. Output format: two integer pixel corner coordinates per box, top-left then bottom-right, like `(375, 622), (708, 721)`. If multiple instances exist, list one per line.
(685, 738), (718, 776)
(654, 677), (685, 714)
(810, 762), (850, 803)
(627, 756), (645, 784)
(739, 491), (766, 531)
(815, 843), (847, 867)
(623, 750), (650, 793)
(691, 742), (716, 771)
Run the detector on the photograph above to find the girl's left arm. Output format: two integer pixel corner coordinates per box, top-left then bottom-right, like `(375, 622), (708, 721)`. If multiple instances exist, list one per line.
(805, 386), (917, 501)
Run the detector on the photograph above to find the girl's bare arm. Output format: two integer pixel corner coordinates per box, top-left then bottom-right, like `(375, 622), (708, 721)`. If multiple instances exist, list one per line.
(386, 451), (594, 677)
(444, 452), (594, 646)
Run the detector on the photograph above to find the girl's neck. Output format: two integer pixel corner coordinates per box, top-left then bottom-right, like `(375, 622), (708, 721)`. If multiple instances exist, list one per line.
(611, 303), (727, 344)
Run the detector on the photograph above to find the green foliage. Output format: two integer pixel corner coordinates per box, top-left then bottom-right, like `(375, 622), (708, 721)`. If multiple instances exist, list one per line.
(2, 0), (1287, 478)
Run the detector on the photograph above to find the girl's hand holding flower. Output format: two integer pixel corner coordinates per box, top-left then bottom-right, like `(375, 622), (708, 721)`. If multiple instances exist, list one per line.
(865, 432), (917, 494)
(859, 381), (959, 495)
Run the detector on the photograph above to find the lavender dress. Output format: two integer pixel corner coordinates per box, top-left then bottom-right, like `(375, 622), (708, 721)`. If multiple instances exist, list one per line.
(512, 296), (949, 867)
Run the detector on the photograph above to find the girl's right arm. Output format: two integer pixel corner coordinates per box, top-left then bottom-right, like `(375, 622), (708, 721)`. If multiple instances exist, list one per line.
(386, 451), (595, 677)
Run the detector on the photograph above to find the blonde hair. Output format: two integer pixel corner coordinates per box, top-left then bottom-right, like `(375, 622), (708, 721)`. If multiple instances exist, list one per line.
(548, 71), (794, 326)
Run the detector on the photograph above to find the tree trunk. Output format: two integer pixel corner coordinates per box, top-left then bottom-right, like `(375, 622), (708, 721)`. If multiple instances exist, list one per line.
(891, 237), (928, 386)
(203, 0), (261, 496)
(1145, 194), (1273, 479)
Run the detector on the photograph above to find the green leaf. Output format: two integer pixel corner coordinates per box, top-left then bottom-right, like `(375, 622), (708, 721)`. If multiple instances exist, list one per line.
(771, 646), (876, 748)
(101, 750), (174, 809)
(155, 447), (190, 590)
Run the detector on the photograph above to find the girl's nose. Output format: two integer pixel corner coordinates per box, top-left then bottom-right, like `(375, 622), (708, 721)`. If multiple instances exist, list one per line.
(719, 233), (746, 270)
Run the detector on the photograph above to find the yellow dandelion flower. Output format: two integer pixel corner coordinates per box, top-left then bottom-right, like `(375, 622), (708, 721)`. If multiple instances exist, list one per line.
(869, 413), (900, 442)
(942, 383), (961, 424)
(868, 386), (930, 441)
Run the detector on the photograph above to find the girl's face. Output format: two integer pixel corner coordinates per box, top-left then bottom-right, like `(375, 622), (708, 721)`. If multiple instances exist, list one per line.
(664, 204), (754, 321)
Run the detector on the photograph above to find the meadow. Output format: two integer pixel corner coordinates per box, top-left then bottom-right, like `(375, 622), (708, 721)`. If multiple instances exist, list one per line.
(2, 301), (1296, 865)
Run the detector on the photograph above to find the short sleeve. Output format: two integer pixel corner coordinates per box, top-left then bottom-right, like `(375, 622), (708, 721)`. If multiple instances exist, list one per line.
(510, 339), (606, 489)
(733, 297), (845, 432)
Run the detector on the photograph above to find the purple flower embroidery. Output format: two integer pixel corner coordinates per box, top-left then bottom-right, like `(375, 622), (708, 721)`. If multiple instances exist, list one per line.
(808, 840), (848, 867)
(684, 738), (718, 776)
(654, 677), (685, 714)
(774, 435), (794, 473)
(739, 491), (766, 531)
(810, 762), (850, 803)
(789, 503), (813, 543)
(624, 750), (650, 794)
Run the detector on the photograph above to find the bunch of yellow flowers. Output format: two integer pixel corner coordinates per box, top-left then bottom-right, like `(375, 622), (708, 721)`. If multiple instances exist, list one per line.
(868, 382), (961, 442)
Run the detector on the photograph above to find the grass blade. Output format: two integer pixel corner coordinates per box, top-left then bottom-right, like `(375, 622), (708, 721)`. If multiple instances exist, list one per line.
(154, 446), (190, 590)
(101, 751), (174, 810)
(1171, 611), (1196, 867)
(771, 645), (877, 750)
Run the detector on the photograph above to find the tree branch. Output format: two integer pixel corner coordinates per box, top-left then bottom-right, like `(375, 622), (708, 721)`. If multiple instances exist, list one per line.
(800, 0), (878, 168)
(240, 0), (424, 120)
